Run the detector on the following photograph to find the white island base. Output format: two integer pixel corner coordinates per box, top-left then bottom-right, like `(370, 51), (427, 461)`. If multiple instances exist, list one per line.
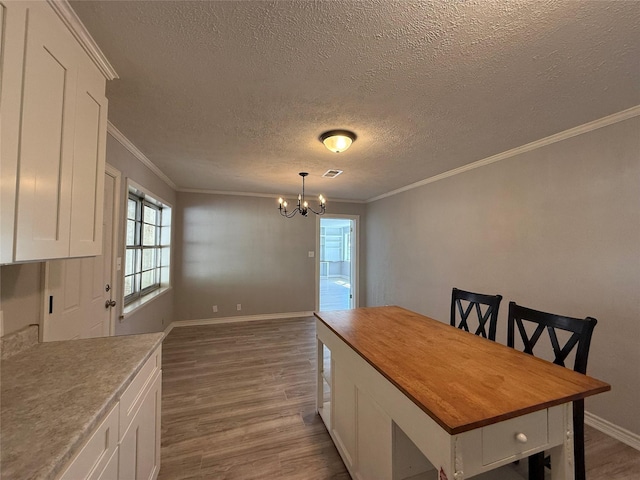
(316, 319), (574, 480)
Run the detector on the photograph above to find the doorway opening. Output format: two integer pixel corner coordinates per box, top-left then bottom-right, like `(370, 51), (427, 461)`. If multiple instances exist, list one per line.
(317, 216), (358, 311)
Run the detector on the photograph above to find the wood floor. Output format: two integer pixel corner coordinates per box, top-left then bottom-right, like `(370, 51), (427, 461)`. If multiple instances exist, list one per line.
(159, 317), (640, 479)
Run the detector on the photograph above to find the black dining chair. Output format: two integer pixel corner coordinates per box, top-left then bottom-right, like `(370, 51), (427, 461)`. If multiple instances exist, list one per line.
(450, 288), (503, 341)
(507, 301), (598, 480)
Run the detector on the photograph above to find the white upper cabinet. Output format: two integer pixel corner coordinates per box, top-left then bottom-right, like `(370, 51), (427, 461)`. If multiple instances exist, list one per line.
(0, 0), (115, 264)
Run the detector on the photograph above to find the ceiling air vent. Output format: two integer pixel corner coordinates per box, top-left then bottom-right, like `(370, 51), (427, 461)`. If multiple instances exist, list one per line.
(322, 169), (343, 178)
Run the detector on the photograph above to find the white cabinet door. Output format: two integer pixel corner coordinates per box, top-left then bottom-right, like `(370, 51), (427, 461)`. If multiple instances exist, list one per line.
(332, 364), (357, 470)
(70, 56), (108, 257)
(0, 1), (26, 264)
(14, 2), (78, 261)
(119, 371), (162, 480)
(57, 404), (119, 480)
(355, 388), (392, 480)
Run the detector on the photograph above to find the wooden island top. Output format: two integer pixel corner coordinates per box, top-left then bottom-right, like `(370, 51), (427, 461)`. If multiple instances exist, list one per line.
(315, 306), (610, 435)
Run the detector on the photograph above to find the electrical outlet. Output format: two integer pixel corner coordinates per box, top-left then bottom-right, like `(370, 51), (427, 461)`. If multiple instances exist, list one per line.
(308, 251), (315, 258)
(212, 305), (218, 313)
(236, 304), (242, 311)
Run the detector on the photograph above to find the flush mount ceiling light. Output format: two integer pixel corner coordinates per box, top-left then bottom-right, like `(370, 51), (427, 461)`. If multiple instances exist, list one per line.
(278, 172), (326, 218)
(320, 130), (357, 153)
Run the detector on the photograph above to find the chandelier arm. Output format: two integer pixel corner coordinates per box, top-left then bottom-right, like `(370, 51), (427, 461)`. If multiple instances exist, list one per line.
(306, 205), (326, 215)
(281, 208), (299, 218)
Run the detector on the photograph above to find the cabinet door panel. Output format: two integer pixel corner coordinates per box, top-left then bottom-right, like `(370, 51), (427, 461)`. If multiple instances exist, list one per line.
(332, 365), (356, 469)
(15, 4), (77, 261)
(70, 59), (107, 256)
(0, 1), (27, 263)
(95, 448), (118, 480)
(356, 388), (392, 480)
(119, 371), (162, 480)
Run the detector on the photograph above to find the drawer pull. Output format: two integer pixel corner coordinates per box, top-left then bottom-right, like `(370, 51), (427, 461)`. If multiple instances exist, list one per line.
(515, 433), (528, 444)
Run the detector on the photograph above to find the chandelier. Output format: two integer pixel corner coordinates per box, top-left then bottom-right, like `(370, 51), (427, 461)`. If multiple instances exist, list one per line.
(278, 172), (326, 218)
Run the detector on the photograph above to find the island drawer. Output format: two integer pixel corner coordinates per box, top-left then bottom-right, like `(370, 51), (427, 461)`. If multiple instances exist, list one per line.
(481, 409), (548, 465)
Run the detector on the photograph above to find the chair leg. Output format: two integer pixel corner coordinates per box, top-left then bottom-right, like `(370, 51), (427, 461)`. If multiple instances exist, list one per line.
(528, 452), (545, 480)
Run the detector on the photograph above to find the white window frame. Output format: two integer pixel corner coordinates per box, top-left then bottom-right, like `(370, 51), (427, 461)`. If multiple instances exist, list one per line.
(123, 180), (172, 313)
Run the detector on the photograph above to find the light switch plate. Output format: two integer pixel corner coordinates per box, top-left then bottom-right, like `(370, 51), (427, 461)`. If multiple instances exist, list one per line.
(308, 251), (315, 258)
(116, 257), (122, 271)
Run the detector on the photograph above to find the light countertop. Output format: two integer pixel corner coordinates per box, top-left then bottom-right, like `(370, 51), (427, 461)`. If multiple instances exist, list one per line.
(1, 332), (164, 480)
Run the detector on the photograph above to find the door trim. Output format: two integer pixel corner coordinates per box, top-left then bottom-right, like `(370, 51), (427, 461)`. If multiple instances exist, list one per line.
(105, 164), (121, 336)
(316, 214), (360, 311)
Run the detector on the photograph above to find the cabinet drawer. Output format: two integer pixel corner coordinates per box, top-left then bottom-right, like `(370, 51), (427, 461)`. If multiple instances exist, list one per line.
(481, 409), (548, 465)
(119, 346), (161, 439)
(57, 403), (119, 480)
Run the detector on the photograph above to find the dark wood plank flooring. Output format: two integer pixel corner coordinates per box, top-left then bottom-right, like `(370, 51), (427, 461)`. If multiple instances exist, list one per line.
(159, 317), (640, 479)
(159, 317), (349, 480)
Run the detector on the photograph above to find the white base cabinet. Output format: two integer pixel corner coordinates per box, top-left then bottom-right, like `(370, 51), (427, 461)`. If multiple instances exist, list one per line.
(56, 346), (162, 480)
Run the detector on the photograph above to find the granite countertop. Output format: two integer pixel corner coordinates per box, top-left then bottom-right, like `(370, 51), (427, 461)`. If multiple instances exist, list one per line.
(1, 332), (164, 480)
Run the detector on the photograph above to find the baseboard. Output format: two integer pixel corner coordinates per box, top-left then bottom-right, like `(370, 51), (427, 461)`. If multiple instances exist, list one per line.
(162, 321), (175, 338)
(585, 411), (640, 451)
(169, 311), (314, 329)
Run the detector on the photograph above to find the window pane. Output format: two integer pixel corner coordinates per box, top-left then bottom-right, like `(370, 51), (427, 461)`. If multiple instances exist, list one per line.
(124, 275), (133, 296)
(142, 249), (156, 270)
(128, 199), (137, 220)
(125, 249), (136, 276)
(142, 224), (156, 246)
(126, 220), (136, 246)
(144, 205), (158, 225)
(160, 225), (171, 246)
(141, 270), (155, 290)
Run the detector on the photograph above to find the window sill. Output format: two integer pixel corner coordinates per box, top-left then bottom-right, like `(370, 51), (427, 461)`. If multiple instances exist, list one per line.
(121, 286), (172, 320)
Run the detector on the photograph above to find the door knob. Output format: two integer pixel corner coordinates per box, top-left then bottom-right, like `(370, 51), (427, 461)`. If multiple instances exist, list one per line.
(105, 300), (117, 308)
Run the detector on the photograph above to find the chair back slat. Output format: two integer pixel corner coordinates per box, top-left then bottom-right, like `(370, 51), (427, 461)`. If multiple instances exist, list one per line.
(450, 288), (503, 341)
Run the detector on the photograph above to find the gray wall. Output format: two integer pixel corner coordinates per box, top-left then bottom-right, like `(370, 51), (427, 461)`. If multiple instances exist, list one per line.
(175, 192), (366, 321)
(365, 116), (640, 435)
(106, 134), (177, 335)
(1, 263), (43, 335)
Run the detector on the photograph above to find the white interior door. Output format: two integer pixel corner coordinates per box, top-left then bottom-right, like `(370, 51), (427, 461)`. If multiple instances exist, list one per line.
(43, 168), (119, 341)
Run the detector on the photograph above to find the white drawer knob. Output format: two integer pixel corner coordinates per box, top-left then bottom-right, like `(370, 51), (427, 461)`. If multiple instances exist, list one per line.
(516, 433), (528, 443)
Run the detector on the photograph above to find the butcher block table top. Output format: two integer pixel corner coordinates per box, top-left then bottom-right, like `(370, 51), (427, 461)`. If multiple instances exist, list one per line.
(315, 306), (610, 435)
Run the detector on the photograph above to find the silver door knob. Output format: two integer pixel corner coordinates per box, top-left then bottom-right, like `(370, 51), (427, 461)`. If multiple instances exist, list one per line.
(105, 300), (117, 308)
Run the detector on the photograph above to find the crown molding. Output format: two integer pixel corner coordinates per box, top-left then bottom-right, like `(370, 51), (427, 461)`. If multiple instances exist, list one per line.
(107, 122), (177, 190)
(367, 105), (640, 203)
(47, 0), (118, 80)
(178, 188), (366, 204)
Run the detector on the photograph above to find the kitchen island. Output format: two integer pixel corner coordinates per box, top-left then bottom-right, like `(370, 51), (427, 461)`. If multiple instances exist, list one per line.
(1, 331), (163, 480)
(315, 306), (610, 480)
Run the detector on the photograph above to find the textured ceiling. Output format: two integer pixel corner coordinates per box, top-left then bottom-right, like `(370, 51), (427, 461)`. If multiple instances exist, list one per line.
(70, 0), (640, 201)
